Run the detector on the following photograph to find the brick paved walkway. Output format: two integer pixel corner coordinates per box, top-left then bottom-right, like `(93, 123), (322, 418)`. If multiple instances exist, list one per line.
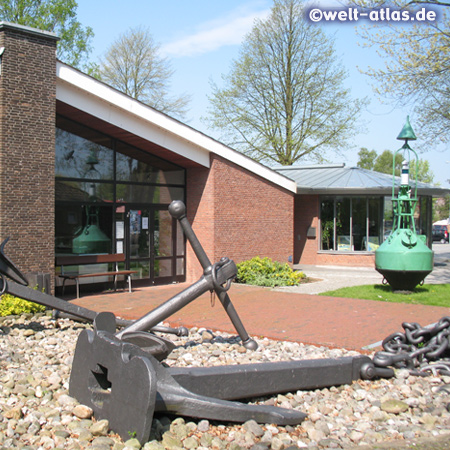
(72, 282), (450, 351)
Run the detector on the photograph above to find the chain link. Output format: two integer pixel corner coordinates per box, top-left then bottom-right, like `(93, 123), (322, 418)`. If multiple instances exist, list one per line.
(373, 316), (450, 377)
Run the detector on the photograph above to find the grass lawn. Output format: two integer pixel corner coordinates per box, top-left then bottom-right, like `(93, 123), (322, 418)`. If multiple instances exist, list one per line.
(319, 283), (450, 308)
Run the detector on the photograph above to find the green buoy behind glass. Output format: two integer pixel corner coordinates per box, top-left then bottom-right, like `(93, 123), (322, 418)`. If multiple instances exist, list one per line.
(72, 205), (111, 254)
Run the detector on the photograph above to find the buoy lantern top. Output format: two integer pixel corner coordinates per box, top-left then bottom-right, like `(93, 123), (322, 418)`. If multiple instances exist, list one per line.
(397, 116), (417, 141)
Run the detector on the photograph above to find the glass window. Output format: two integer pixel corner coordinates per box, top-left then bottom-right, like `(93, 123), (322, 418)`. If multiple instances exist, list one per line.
(55, 116), (186, 284)
(352, 197), (366, 251)
(55, 204), (113, 255)
(320, 196), (384, 252)
(320, 198), (334, 251)
(130, 261), (150, 279)
(129, 209), (150, 258)
(383, 197), (394, 240)
(155, 210), (173, 257)
(367, 198), (382, 251)
(55, 128), (114, 180)
(155, 259), (173, 278)
(116, 184), (184, 204)
(176, 221), (185, 256)
(116, 141), (185, 185)
(415, 196), (430, 236)
(336, 197), (351, 251)
(176, 258), (185, 276)
(56, 180), (114, 203)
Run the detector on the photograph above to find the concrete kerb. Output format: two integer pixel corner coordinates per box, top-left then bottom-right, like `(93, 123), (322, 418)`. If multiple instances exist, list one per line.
(284, 264), (384, 295)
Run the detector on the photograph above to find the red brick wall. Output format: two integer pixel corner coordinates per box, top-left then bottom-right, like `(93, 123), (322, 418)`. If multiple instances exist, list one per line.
(294, 194), (376, 268)
(0, 25), (57, 289)
(315, 251), (375, 266)
(186, 155), (294, 281)
(212, 156), (294, 264)
(294, 194), (319, 264)
(186, 165), (214, 281)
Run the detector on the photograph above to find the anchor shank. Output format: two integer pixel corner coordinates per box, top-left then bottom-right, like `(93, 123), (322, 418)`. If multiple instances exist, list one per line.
(116, 276), (211, 338)
(169, 355), (375, 400)
(4, 279), (98, 322)
(177, 213), (212, 270)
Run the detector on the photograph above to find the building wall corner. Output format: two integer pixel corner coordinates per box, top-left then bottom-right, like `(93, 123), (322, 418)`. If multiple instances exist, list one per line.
(0, 24), (58, 291)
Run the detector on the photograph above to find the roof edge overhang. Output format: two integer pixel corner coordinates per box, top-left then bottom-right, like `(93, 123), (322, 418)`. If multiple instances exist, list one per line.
(56, 62), (297, 194)
(296, 186), (450, 197)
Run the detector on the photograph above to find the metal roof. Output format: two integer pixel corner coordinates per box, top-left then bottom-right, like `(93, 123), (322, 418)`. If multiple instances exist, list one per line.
(274, 164), (449, 196)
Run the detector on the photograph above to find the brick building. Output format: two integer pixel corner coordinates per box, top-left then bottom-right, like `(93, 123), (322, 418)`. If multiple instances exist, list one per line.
(276, 164), (448, 268)
(0, 22), (296, 293)
(0, 22), (446, 294)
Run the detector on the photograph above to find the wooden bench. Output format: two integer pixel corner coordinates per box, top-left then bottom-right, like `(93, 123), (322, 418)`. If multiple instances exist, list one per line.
(56, 254), (137, 298)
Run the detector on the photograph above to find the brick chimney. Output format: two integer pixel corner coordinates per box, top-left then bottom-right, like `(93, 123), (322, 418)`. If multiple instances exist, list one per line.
(0, 22), (58, 291)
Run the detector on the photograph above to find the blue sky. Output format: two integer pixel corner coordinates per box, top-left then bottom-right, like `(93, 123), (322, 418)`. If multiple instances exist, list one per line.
(75, 0), (449, 187)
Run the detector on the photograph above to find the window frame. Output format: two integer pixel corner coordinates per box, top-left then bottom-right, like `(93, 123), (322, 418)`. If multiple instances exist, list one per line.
(319, 194), (432, 253)
(319, 195), (384, 253)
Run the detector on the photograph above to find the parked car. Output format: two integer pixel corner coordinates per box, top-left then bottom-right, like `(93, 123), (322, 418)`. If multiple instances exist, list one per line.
(432, 224), (449, 243)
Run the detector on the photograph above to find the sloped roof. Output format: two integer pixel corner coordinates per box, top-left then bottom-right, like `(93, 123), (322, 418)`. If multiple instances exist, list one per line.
(53, 62), (447, 199)
(55, 62), (297, 194)
(275, 164), (449, 196)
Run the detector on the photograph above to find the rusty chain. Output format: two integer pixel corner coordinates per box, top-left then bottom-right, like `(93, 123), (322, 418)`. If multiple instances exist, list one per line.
(373, 316), (450, 377)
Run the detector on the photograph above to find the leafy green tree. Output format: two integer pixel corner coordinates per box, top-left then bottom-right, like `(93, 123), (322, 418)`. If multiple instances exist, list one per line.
(410, 159), (434, 183)
(206, 0), (366, 166)
(0, 0), (94, 70)
(352, 0), (450, 143)
(357, 148), (377, 170)
(99, 27), (190, 120)
(357, 148), (434, 182)
(373, 150), (404, 176)
(433, 195), (450, 221)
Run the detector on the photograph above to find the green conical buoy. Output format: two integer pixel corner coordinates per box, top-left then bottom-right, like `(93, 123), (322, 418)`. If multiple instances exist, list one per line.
(397, 116), (417, 141)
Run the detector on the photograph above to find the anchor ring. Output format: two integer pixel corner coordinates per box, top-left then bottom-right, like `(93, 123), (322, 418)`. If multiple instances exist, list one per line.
(211, 258), (233, 293)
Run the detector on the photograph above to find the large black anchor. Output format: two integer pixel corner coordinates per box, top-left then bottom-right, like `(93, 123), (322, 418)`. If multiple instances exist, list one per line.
(70, 310), (386, 443)
(0, 201), (394, 444)
(69, 201), (392, 443)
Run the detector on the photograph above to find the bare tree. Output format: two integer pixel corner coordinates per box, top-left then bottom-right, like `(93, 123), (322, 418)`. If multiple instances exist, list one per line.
(205, 0), (366, 165)
(99, 26), (190, 120)
(351, 0), (450, 143)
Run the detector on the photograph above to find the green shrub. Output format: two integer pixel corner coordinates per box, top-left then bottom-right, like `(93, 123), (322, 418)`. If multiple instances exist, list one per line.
(0, 292), (46, 317)
(236, 256), (305, 287)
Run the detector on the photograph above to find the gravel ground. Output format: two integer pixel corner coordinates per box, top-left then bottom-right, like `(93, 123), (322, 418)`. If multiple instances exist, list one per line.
(1, 312), (450, 450)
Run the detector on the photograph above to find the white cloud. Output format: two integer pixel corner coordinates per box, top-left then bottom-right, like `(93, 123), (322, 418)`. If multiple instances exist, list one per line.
(161, 6), (270, 58)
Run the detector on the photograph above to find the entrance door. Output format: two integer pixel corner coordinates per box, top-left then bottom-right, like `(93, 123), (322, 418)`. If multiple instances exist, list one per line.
(152, 208), (181, 284)
(114, 206), (184, 285)
(128, 208), (151, 282)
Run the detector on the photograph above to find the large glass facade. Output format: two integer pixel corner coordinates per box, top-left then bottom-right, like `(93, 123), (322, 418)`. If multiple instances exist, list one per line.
(319, 195), (431, 252)
(55, 116), (186, 285)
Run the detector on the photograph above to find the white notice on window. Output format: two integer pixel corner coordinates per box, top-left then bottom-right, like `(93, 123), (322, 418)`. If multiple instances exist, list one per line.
(116, 240), (124, 254)
(142, 217), (149, 230)
(116, 221), (124, 239)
